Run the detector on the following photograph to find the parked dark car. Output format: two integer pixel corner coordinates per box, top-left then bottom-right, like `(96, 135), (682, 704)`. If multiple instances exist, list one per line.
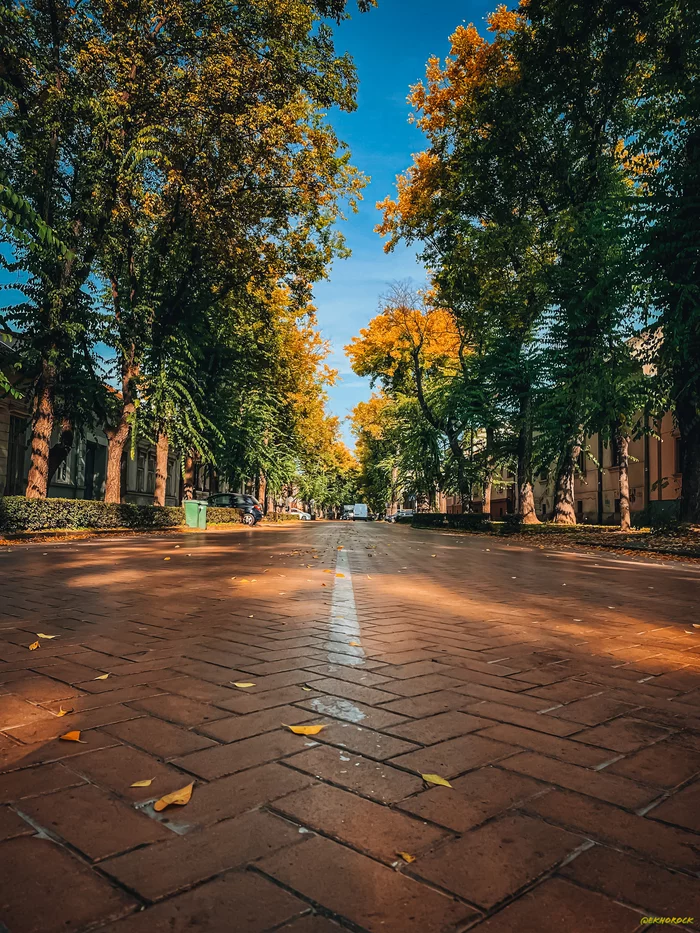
(207, 493), (263, 525)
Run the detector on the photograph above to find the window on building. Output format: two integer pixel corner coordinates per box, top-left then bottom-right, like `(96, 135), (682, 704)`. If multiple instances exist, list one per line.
(576, 500), (583, 514)
(577, 449), (587, 475)
(614, 498), (621, 513)
(57, 457), (68, 482)
(137, 452), (146, 491)
(675, 436), (683, 474)
(541, 502), (547, 516)
(147, 455), (155, 492)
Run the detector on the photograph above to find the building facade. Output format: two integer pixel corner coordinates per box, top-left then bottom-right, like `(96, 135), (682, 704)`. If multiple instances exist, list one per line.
(444, 414), (682, 523)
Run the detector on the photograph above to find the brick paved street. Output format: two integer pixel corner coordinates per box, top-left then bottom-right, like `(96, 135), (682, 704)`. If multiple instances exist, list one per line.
(1, 521), (700, 932)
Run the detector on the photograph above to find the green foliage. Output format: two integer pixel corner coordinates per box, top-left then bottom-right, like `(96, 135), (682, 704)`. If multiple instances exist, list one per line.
(0, 497), (183, 532)
(206, 507), (244, 525)
(263, 512), (305, 522)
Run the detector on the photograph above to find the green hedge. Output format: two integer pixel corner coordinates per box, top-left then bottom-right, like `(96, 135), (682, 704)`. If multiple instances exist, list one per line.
(410, 512), (494, 531)
(411, 513), (447, 528)
(0, 496), (184, 533)
(447, 513), (493, 531)
(264, 511), (302, 522)
(206, 507), (244, 524)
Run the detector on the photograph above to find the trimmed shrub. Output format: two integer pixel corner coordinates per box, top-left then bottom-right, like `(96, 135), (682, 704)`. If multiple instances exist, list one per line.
(206, 507), (244, 524)
(263, 511), (301, 522)
(0, 496), (183, 533)
(395, 515), (413, 524)
(411, 513), (448, 528)
(446, 513), (493, 531)
(500, 513), (523, 533)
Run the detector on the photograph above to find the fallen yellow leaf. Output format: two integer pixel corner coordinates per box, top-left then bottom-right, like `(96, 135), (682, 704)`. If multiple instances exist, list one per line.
(130, 778), (154, 787)
(284, 723), (325, 736)
(421, 773), (452, 788)
(28, 641), (40, 651)
(59, 731), (86, 743)
(37, 633), (59, 639)
(397, 851), (416, 863)
(323, 569), (333, 574)
(94, 673), (109, 680)
(163, 557), (171, 561)
(431, 554), (436, 558)
(349, 641), (361, 647)
(56, 707), (72, 717)
(335, 573), (345, 578)
(153, 782), (194, 811)
(337, 546), (344, 550)
(301, 685), (312, 692)
(231, 682), (256, 688)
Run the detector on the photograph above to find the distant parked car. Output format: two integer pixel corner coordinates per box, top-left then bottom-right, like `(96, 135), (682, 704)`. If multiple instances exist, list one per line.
(287, 507), (311, 521)
(207, 493), (263, 525)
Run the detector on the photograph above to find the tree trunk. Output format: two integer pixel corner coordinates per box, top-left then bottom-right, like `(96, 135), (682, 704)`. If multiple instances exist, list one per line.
(104, 412), (130, 503)
(104, 354), (138, 504)
(617, 431), (631, 532)
(25, 369), (56, 499)
(678, 401), (700, 523)
(154, 432), (168, 507)
(553, 442), (580, 524)
(48, 418), (74, 484)
(183, 453), (195, 500)
(516, 392), (540, 524)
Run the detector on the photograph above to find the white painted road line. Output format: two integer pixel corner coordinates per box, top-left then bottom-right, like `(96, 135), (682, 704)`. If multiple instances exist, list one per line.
(328, 547), (365, 665)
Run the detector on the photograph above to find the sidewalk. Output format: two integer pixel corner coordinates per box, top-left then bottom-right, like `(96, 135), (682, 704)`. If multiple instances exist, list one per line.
(0, 523), (699, 931)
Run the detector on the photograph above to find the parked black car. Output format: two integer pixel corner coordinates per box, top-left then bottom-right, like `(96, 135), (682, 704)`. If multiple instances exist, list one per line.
(207, 493), (263, 525)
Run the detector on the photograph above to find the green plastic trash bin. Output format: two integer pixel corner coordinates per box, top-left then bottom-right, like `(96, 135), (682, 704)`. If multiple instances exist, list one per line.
(184, 500), (207, 528)
(197, 501), (207, 529)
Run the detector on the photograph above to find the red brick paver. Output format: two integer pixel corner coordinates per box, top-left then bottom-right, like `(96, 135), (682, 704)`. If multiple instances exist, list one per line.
(1, 521), (700, 931)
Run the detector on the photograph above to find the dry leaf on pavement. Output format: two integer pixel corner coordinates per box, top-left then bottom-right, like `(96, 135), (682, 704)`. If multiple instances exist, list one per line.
(421, 773), (452, 788)
(284, 723), (325, 736)
(28, 641), (40, 651)
(59, 731), (86, 743)
(335, 573), (345, 578)
(397, 852), (416, 863)
(232, 682), (255, 688)
(94, 673), (109, 680)
(349, 641), (361, 647)
(337, 546), (344, 550)
(37, 633), (59, 639)
(131, 778), (154, 787)
(153, 782), (194, 811)
(163, 557), (171, 561)
(56, 707), (72, 717)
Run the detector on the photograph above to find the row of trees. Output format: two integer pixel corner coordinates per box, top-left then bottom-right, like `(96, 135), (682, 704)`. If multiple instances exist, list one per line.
(0, 0), (370, 508)
(349, 1), (700, 527)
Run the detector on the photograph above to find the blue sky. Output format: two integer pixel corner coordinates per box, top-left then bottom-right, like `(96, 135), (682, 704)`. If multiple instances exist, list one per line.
(317, 0), (493, 444)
